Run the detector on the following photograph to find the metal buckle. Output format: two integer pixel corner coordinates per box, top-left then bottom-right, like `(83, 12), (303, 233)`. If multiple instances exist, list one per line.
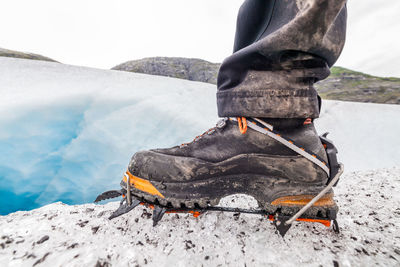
(216, 118), (228, 129)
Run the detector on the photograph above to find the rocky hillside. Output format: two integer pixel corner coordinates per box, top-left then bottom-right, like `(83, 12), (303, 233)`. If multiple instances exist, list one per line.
(315, 67), (400, 104)
(113, 57), (400, 105)
(112, 57), (220, 84)
(0, 47), (57, 62)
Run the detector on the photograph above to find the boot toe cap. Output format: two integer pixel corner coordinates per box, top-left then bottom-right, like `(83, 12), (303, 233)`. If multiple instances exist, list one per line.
(128, 150), (202, 182)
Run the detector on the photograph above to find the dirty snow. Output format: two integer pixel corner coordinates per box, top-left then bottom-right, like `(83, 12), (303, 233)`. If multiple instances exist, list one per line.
(0, 167), (399, 266)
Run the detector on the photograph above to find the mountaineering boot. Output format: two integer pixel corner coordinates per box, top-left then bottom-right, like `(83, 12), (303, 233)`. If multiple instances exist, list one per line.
(121, 117), (339, 220)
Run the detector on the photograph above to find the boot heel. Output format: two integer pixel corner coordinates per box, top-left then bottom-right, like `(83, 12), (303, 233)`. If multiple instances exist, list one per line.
(271, 193), (336, 207)
(264, 193), (338, 220)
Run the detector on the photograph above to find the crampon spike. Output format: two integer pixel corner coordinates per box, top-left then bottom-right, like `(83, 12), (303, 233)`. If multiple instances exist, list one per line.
(94, 190), (123, 203)
(152, 206), (167, 226)
(332, 219), (340, 233)
(273, 214), (292, 237)
(108, 198), (141, 220)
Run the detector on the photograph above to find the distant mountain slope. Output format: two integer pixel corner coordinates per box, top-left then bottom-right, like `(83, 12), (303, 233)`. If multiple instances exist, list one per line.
(112, 57), (220, 84)
(315, 67), (400, 104)
(113, 57), (400, 105)
(0, 47), (57, 62)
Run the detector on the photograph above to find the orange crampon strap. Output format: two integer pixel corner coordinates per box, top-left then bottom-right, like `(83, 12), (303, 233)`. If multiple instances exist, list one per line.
(237, 117), (247, 134)
(303, 118), (312, 125)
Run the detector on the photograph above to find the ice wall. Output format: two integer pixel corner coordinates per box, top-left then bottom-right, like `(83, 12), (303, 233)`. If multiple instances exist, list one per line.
(0, 58), (218, 215)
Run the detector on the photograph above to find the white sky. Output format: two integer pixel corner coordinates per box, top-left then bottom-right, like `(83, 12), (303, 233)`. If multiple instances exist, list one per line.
(1, 0), (399, 77)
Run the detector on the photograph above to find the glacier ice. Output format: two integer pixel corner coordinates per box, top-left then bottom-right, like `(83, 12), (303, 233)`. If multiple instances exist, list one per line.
(0, 57), (218, 215)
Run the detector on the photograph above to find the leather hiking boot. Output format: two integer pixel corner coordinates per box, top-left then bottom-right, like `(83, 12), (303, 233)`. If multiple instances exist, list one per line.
(121, 117), (340, 219)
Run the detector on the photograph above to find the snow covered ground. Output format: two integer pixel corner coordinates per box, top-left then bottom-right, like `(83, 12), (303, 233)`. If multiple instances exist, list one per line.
(0, 167), (399, 266)
(0, 57), (399, 215)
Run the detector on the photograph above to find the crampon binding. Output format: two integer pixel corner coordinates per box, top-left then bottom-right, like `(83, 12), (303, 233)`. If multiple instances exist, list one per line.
(95, 164), (343, 237)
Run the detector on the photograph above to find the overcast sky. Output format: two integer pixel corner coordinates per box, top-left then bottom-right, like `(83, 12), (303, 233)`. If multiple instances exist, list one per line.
(1, 0), (399, 77)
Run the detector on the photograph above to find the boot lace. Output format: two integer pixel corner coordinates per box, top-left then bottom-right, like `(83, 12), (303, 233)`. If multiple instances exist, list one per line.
(180, 117), (248, 147)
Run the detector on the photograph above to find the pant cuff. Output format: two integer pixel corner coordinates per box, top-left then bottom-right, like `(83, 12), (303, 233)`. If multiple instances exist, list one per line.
(217, 88), (320, 118)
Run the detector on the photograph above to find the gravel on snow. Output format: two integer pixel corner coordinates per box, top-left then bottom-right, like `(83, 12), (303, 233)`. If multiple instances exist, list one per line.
(0, 168), (399, 267)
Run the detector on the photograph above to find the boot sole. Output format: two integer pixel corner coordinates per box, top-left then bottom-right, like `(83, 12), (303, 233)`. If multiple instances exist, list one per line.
(121, 171), (338, 220)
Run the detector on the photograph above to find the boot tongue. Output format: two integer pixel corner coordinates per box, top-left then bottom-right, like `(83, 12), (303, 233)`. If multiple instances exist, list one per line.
(259, 118), (306, 130)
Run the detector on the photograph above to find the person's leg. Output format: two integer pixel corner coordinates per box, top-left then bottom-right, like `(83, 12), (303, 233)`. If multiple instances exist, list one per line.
(217, 0), (347, 119)
(233, 0), (276, 52)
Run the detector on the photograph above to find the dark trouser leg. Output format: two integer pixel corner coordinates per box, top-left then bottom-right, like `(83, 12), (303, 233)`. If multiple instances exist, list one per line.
(233, 0), (276, 52)
(217, 0), (347, 119)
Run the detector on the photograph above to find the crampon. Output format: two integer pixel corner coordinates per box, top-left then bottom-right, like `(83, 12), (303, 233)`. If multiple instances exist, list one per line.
(95, 163), (343, 237)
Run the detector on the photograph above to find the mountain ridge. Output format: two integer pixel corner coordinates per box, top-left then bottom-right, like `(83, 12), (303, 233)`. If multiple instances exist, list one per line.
(0, 47), (57, 63)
